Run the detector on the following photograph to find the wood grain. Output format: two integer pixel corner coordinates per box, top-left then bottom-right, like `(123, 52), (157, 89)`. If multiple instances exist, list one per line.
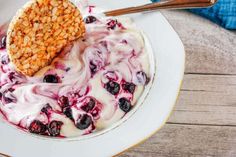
(120, 10), (236, 157)
(119, 124), (236, 157)
(163, 10), (236, 75)
(169, 74), (236, 125)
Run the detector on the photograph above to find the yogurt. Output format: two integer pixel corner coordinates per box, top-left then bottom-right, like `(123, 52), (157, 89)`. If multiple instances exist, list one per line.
(0, 4), (151, 137)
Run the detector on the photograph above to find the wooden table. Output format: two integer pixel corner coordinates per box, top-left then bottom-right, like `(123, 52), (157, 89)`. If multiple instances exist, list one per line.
(119, 10), (236, 157)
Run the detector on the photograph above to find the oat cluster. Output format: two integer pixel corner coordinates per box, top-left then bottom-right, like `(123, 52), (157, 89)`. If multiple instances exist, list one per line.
(7, 0), (85, 76)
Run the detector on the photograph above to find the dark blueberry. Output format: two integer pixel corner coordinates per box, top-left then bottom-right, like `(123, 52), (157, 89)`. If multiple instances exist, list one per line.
(107, 20), (118, 30)
(3, 96), (13, 103)
(43, 74), (59, 83)
(122, 82), (136, 94)
(99, 40), (108, 48)
(7, 72), (24, 84)
(81, 98), (95, 112)
(2, 89), (16, 104)
(136, 71), (150, 85)
(41, 103), (52, 115)
(0, 36), (6, 49)
(76, 114), (92, 130)
(58, 96), (69, 108)
(48, 120), (63, 137)
(28, 120), (47, 134)
(89, 61), (97, 74)
(121, 39), (128, 44)
(63, 107), (74, 121)
(1, 55), (10, 65)
(8, 88), (15, 92)
(105, 81), (120, 95)
(84, 16), (97, 24)
(118, 98), (132, 113)
(65, 67), (71, 72)
(8, 72), (15, 82)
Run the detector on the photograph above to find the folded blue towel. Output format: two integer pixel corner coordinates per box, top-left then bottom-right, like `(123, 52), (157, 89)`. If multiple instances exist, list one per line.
(151, 0), (236, 30)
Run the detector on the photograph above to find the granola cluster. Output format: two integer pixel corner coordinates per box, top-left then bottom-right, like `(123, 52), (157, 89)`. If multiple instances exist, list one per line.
(7, 0), (85, 76)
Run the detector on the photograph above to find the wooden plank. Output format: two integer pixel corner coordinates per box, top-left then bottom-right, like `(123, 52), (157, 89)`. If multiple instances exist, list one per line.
(168, 74), (236, 125)
(120, 124), (236, 157)
(161, 10), (236, 75)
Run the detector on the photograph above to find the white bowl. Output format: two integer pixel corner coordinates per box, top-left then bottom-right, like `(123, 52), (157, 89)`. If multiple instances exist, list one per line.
(0, 0), (185, 156)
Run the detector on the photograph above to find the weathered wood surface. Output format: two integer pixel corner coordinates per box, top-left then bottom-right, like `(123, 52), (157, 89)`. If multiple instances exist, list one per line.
(120, 10), (236, 157)
(170, 74), (236, 125)
(120, 124), (236, 157)
(164, 10), (236, 75)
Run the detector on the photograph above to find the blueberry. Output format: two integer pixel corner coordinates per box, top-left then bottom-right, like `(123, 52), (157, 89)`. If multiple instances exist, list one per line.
(84, 16), (97, 24)
(63, 107), (74, 121)
(43, 75), (59, 83)
(81, 98), (95, 112)
(8, 72), (15, 82)
(107, 20), (118, 30)
(1, 55), (10, 65)
(65, 67), (71, 72)
(76, 114), (92, 130)
(136, 71), (149, 85)
(2, 89), (16, 104)
(8, 72), (24, 84)
(28, 120), (47, 134)
(121, 39), (128, 44)
(118, 98), (132, 113)
(0, 36), (6, 49)
(41, 103), (52, 115)
(89, 61), (97, 74)
(99, 40), (108, 48)
(48, 121), (63, 137)
(105, 81), (120, 95)
(122, 82), (136, 94)
(58, 96), (69, 108)
(8, 88), (15, 92)
(2, 95), (14, 104)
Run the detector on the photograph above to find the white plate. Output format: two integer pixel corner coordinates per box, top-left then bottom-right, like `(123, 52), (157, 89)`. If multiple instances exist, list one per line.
(0, 0), (185, 157)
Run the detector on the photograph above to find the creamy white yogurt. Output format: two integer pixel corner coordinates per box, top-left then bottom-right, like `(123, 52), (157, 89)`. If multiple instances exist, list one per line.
(0, 4), (150, 137)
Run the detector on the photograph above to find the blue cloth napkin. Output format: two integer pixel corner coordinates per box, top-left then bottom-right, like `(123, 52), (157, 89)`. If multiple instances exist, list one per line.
(151, 0), (236, 30)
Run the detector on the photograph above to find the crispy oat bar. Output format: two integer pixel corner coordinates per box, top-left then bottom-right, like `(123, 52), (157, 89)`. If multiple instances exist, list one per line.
(7, 0), (85, 76)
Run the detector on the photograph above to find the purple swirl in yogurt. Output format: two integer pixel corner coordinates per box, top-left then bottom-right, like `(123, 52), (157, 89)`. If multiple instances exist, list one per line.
(0, 5), (151, 137)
